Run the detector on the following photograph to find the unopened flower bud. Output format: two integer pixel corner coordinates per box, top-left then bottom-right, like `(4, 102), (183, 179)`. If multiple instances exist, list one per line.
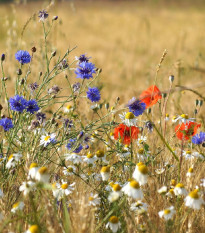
(51, 51), (56, 57)
(31, 47), (36, 53)
(99, 103), (103, 109)
(105, 103), (109, 109)
(0, 104), (3, 111)
(116, 97), (120, 102)
(1, 54), (5, 61)
(2, 77), (8, 81)
(169, 75), (174, 82)
(162, 93), (167, 98)
(147, 108), (151, 114)
(17, 69), (22, 75)
(52, 16), (58, 21)
(20, 79), (25, 85)
(195, 99), (199, 106)
(194, 109), (198, 115)
(39, 71), (43, 77)
(199, 100), (203, 106)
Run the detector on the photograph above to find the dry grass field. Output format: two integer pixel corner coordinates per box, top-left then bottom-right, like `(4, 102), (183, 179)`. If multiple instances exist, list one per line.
(0, 1), (205, 233)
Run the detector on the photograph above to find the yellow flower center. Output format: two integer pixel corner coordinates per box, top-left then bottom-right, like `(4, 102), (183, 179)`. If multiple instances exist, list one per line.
(101, 166), (110, 173)
(189, 190), (199, 199)
(188, 168), (193, 173)
(135, 202), (143, 207)
(113, 184), (121, 192)
(8, 154), (13, 160)
(166, 113), (169, 117)
(175, 183), (184, 188)
(87, 153), (94, 158)
(130, 180), (140, 189)
(67, 167), (73, 172)
(138, 149), (144, 155)
(109, 216), (119, 224)
(181, 114), (188, 119)
(125, 112), (135, 119)
(44, 136), (50, 141)
(96, 150), (104, 158)
(52, 183), (57, 189)
(61, 183), (68, 189)
(171, 179), (176, 186)
(30, 163), (38, 169)
(110, 132), (114, 136)
(138, 165), (148, 175)
(12, 202), (20, 209)
(172, 116), (176, 120)
(186, 151), (191, 155)
(169, 189), (174, 195)
(66, 105), (72, 110)
(89, 196), (94, 201)
(137, 162), (144, 166)
(164, 209), (171, 215)
(29, 225), (39, 233)
(38, 167), (48, 174)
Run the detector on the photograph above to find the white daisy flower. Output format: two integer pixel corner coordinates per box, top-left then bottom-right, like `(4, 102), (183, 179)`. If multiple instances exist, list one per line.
(35, 167), (50, 183)
(100, 166), (110, 181)
(182, 150), (194, 160)
(117, 149), (131, 160)
(62, 166), (76, 176)
(137, 136), (147, 146)
(106, 216), (121, 233)
(64, 104), (73, 113)
(133, 162), (148, 185)
(95, 150), (108, 163)
(65, 153), (82, 165)
(200, 179), (205, 188)
(40, 133), (56, 147)
(130, 200), (148, 214)
(186, 167), (194, 177)
(165, 113), (170, 121)
(158, 186), (167, 194)
(166, 189), (175, 198)
(28, 163), (39, 179)
(158, 206), (175, 220)
(108, 184), (122, 203)
(173, 183), (188, 196)
(88, 193), (101, 206)
(83, 152), (97, 165)
(119, 112), (137, 126)
(172, 114), (195, 124)
(56, 180), (75, 198)
(122, 180), (143, 200)
(19, 181), (35, 196)
(11, 201), (24, 213)
(6, 153), (22, 169)
(185, 189), (205, 210)
(25, 224), (39, 233)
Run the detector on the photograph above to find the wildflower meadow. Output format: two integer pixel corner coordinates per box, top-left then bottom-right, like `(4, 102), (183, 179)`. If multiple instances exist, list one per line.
(0, 1), (205, 233)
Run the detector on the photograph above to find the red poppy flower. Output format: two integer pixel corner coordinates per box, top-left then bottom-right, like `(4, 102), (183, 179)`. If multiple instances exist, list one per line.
(139, 85), (162, 108)
(114, 124), (139, 145)
(175, 121), (201, 141)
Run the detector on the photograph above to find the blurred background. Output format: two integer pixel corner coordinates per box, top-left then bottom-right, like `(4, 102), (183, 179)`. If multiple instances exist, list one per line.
(0, 0), (205, 113)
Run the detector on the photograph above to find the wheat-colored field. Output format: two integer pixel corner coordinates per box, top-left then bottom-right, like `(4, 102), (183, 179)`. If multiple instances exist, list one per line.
(0, 1), (205, 233)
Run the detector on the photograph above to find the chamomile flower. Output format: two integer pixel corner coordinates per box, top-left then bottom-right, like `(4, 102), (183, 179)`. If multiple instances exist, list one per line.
(130, 200), (148, 214)
(173, 114), (195, 124)
(122, 180), (143, 200)
(133, 162), (148, 185)
(88, 193), (101, 206)
(200, 178), (205, 188)
(158, 186), (168, 195)
(40, 133), (56, 147)
(185, 189), (205, 210)
(137, 136), (147, 146)
(100, 166), (110, 181)
(106, 216), (121, 233)
(173, 183), (188, 196)
(64, 104), (73, 113)
(158, 206), (175, 220)
(19, 181), (35, 196)
(62, 166), (76, 176)
(11, 201), (24, 213)
(95, 150), (108, 163)
(83, 152), (97, 165)
(28, 163), (39, 179)
(25, 225), (39, 233)
(117, 149), (131, 160)
(108, 184), (122, 203)
(165, 113), (170, 121)
(65, 153), (82, 165)
(136, 148), (150, 161)
(35, 167), (50, 183)
(57, 180), (75, 198)
(186, 167), (194, 177)
(166, 189), (175, 198)
(6, 153), (22, 169)
(119, 112), (137, 126)
(182, 151), (194, 160)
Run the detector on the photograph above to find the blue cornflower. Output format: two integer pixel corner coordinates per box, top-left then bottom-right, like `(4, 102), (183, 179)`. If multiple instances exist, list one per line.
(128, 97), (146, 117)
(26, 99), (40, 114)
(15, 50), (31, 64)
(38, 10), (49, 21)
(192, 132), (205, 145)
(87, 87), (101, 102)
(0, 118), (13, 131)
(9, 95), (28, 112)
(75, 62), (96, 79)
(76, 54), (90, 63)
(66, 139), (83, 153)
